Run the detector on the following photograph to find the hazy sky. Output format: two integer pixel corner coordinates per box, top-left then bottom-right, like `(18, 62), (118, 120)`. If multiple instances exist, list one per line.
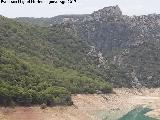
(0, 0), (160, 18)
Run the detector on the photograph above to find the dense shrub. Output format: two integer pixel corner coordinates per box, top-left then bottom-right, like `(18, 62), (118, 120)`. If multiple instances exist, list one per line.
(0, 16), (112, 106)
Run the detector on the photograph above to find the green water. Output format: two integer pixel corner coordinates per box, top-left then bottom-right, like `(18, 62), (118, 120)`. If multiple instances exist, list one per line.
(118, 106), (157, 120)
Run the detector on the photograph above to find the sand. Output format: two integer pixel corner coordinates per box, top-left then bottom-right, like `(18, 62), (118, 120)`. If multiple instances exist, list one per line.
(0, 88), (160, 120)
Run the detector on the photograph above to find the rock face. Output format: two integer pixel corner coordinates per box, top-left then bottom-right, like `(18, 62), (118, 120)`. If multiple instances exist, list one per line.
(15, 6), (160, 88)
(61, 6), (160, 88)
(92, 5), (122, 22)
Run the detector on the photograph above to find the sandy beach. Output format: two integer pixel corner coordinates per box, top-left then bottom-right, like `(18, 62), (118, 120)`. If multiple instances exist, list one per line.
(0, 88), (160, 120)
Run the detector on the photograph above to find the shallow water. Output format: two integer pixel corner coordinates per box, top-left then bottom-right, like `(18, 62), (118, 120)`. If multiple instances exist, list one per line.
(118, 106), (157, 120)
(103, 106), (158, 120)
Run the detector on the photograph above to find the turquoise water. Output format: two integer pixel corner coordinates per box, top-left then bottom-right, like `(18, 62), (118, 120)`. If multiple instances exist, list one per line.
(118, 106), (157, 120)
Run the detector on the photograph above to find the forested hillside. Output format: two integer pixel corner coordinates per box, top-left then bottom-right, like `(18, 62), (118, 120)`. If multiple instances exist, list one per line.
(2, 5), (160, 106)
(0, 16), (112, 106)
(17, 6), (160, 88)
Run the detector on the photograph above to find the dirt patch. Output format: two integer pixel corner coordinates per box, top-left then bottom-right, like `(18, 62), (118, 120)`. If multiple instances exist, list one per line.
(0, 88), (160, 120)
(0, 107), (93, 120)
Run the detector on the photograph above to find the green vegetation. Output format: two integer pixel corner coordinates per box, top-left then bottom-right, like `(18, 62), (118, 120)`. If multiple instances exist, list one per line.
(0, 16), (112, 106)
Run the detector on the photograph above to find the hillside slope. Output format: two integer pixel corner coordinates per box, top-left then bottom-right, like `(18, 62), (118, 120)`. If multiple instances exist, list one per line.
(0, 16), (112, 106)
(16, 6), (160, 87)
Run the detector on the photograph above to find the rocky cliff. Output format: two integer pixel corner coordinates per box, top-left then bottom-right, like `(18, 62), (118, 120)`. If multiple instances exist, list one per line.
(15, 6), (160, 88)
(63, 6), (160, 88)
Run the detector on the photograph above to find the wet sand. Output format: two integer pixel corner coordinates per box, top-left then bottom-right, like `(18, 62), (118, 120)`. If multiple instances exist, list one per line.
(0, 88), (160, 120)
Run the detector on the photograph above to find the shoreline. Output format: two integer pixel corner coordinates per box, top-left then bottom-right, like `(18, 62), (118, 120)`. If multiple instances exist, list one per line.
(0, 88), (160, 120)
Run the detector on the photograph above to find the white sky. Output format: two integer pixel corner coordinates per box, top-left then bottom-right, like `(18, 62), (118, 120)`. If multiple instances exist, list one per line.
(0, 0), (160, 18)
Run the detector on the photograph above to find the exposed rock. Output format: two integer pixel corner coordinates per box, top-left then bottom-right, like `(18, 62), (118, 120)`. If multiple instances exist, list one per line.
(15, 6), (160, 88)
(92, 5), (122, 22)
